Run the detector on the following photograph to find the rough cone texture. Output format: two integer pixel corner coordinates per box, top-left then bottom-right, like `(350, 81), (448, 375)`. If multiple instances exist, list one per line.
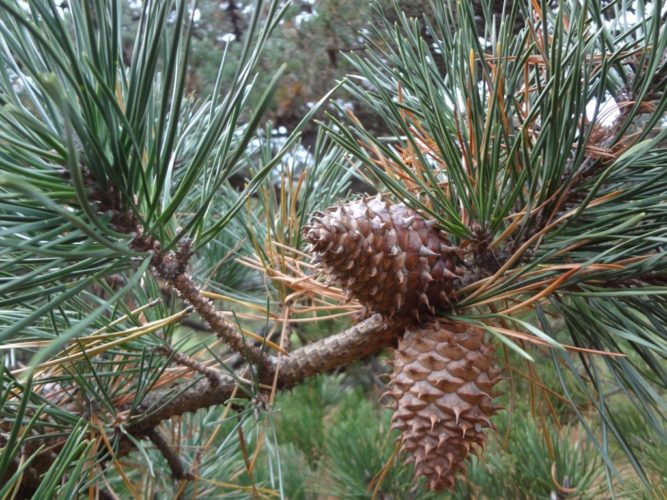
(388, 320), (500, 490)
(304, 198), (501, 491)
(303, 196), (459, 320)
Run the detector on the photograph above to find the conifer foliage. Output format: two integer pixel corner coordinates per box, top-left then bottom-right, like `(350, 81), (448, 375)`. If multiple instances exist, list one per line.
(0, 0), (665, 497)
(319, 0), (667, 491)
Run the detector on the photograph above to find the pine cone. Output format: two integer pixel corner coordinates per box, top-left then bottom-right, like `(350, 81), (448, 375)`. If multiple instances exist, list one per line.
(388, 320), (501, 490)
(303, 196), (459, 320)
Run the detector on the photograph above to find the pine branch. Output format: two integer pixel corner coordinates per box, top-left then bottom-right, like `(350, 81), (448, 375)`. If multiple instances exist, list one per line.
(155, 345), (220, 386)
(84, 185), (405, 449)
(146, 429), (193, 481)
(277, 313), (397, 386)
(124, 314), (398, 439)
(109, 204), (274, 373)
(168, 270), (274, 374)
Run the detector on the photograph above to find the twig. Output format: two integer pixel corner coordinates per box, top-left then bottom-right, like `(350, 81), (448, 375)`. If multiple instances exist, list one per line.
(156, 345), (220, 386)
(146, 429), (193, 481)
(146, 241), (274, 374)
(168, 272), (274, 375)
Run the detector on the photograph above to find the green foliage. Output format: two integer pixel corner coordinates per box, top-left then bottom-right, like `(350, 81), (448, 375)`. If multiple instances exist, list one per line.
(612, 405), (667, 495)
(0, 0), (286, 353)
(0, 373), (94, 498)
(256, 371), (622, 499)
(326, 0), (666, 492)
(275, 374), (341, 463)
(253, 442), (315, 499)
(322, 391), (431, 498)
(0, 0), (328, 494)
(0, 0), (665, 497)
(331, 1), (667, 239)
(487, 413), (605, 499)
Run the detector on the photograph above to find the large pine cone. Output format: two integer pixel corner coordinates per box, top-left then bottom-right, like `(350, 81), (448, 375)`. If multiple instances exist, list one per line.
(388, 320), (501, 490)
(303, 196), (459, 320)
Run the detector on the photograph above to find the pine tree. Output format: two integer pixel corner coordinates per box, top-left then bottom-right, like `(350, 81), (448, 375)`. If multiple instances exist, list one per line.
(0, 0), (665, 497)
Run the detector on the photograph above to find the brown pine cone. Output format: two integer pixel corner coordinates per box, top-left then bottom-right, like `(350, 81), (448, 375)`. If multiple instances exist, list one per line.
(387, 319), (501, 490)
(303, 196), (460, 320)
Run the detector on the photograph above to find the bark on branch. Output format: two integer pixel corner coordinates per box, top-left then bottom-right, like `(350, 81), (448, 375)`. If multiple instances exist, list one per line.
(125, 314), (399, 438)
(168, 271), (274, 374)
